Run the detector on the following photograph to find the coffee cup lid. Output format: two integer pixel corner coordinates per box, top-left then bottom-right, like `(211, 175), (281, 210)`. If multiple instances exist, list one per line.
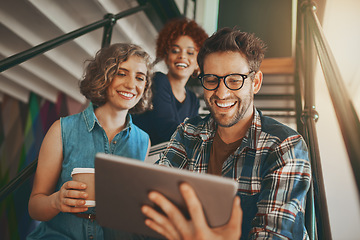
(85, 200), (96, 207)
(71, 168), (95, 176)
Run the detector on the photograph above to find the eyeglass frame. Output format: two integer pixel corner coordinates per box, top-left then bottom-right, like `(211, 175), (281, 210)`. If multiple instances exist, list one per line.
(198, 71), (255, 91)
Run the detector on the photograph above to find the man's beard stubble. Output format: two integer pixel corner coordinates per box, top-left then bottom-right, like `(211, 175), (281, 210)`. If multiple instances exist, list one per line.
(205, 94), (253, 128)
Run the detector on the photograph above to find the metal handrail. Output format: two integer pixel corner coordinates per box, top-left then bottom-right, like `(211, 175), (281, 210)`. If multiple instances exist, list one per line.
(295, 4), (317, 239)
(297, 0), (360, 239)
(303, 2), (360, 194)
(0, 3), (150, 202)
(0, 160), (38, 202)
(296, 5), (323, 239)
(297, 1), (333, 239)
(0, 3), (149, 72)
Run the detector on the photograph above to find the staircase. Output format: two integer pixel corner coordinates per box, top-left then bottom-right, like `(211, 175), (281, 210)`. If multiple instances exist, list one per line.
(1, 0), (298, 130)
(256, 57), (298, 129)
(0, 0), (160, 104)
(2, 1), (360, 240)
(0, 1), (303, 239)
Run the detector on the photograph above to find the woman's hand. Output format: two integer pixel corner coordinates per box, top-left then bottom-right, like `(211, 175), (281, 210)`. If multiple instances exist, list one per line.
(141, 183), (242, 240)
(53, 180), (89, 213)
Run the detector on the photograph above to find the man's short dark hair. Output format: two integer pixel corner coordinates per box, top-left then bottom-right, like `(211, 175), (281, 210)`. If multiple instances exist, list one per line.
(197, 27), (267, 74)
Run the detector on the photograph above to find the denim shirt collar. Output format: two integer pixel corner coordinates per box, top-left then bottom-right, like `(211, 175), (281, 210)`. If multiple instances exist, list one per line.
(82, 102), (132, 132)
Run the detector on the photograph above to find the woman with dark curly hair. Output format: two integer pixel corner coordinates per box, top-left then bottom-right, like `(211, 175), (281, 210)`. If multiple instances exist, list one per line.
(27, 43), (153, 239)
(133, 18), (208, 146)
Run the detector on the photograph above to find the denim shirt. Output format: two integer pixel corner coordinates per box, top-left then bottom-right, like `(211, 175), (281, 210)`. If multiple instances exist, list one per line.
(27, 103), (149, 240)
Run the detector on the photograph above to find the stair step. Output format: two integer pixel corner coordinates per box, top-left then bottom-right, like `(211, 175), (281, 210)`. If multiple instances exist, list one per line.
(261, 57), (295, 75)
(261, 82), (294, 86)
(263, 113), (296, 118)
(255, 94), (295, 100)
(260, 108), (296, 118)
(258, 107), (295, 112)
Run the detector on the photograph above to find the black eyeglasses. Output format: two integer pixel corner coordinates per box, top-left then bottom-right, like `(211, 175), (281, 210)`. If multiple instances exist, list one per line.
(198, 72), (254, 91)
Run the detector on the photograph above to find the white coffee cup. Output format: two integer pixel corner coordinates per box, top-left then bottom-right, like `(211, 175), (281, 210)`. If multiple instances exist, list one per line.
(71, 168), (95, 207)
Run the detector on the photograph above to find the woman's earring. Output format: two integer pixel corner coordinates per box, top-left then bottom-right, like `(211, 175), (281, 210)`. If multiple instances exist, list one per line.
(192, 68), (200, 78)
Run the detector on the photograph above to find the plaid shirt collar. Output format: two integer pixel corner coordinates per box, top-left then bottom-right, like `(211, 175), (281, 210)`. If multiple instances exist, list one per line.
(200, 108), (262, 151)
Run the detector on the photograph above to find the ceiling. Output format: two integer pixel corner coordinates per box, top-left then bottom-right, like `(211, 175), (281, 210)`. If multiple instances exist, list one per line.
(0, 0), (175, 104)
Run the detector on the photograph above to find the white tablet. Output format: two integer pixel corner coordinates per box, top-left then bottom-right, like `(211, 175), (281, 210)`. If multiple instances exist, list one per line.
(95, 152), (238, 239)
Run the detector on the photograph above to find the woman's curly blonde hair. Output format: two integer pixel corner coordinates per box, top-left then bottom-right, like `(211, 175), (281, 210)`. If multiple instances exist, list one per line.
(79, 43), (153, 114)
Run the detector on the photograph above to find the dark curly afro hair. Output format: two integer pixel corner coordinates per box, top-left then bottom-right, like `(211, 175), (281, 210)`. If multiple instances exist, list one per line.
(155, 17), (208, 64)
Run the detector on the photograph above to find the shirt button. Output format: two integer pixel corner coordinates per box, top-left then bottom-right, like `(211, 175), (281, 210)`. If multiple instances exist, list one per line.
(113, 141), (117, 144)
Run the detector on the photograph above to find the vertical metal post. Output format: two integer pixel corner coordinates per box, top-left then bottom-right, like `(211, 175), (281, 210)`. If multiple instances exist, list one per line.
(301, 1), (333, 239)
(294, 3), (318, 240)
(183, 0), (188, 17)
(294, 0), (305, 136)
(295, 4), (316, 239)
(101, 14), (116, 48)
(193, 0), (197, 20)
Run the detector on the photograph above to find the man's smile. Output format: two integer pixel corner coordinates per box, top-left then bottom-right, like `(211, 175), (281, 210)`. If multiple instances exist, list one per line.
(215, 100), (237, 108)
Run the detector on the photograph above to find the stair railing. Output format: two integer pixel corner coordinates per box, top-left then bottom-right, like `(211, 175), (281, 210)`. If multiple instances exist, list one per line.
(303, 2), (360, 185)
(0, 3), (149, 72)
(297, 1), (332, 239)
(297, 0), (360, 239)
(0, 2), (151, 202)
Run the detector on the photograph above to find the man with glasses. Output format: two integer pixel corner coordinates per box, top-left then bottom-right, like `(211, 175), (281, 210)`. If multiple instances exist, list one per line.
(141, 28), (311, 240)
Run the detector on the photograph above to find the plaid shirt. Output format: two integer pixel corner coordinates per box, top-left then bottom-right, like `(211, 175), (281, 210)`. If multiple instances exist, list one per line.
(158, 109), (311, 239)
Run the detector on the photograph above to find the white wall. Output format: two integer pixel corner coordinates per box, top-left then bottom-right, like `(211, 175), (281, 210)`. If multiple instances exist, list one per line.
(194, 0), (219, 36)
(315, 0), (360, 239)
